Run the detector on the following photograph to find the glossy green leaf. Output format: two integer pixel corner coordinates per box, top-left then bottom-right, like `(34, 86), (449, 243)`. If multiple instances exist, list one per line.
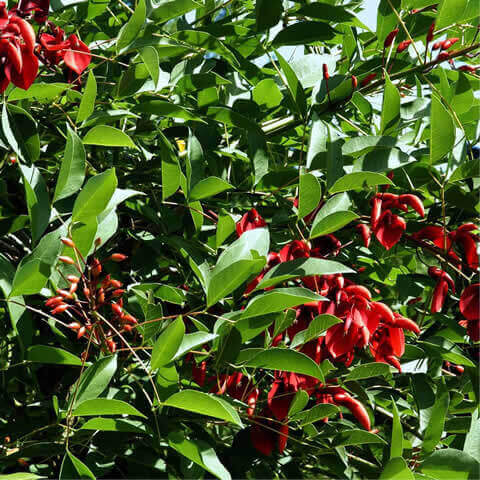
(163, 390), (243, 427)
(236, 348), (324, 382)
(423, 379), (449, 453)
(449, 159), (480, 183)
(290, 314), (342, 348)
(390, 400), (403, 459)
(83, 126), (136, 148)
(257, 257), (354, 290)
(381, 73), (400, 136)
(151, 316), (185, 369)
(76, 71), (97, 123)
(189, 177), (233, 201)
(117, 0), (146, 53)
(27, 345), (83, 366)
(241, 287), (325, 319)
(430, 95), (455, 164)
(272, 21), (336, 46)
(379, 458), (414, 480)
(292, 403), (339, 426)
(54, 125), (86, 202)
(140, 46), (160, 86)
(329, 172), (393, 193)
(80, 417), (148, 434)
(333, 429), (387, 447)
(73, 398), (146, 418)
(421, 449), (480, 480)
(134, 100), (204, 122)
(150, 0), (201, 22)
(72, 168), (117, 222)
(310, 210), (358, 238)
(298, 172), (321, 219)
(345, 362), (391, 381)
(253, 79), (283, 108)
(60, 450), (95, 480)
(255, 0), (283, 31)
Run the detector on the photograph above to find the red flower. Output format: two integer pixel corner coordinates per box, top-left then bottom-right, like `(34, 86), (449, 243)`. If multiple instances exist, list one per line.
(397, 40), (412, 53)
(0, 6), (38, 92)
(250, 407), (289, 456)
(374, 210), (406, 250)
(428, 266), (455, 313)
(40, 26), (91, 75)
(279, 240), (310, 262)
(441, 37), (459, 50)
(459, 284), (479, 342)
(426, 22), (435, 43)
(244, 252), (281, 295)
(15, 0), (49, 23)
(315, 384), (371, 430)
(356, 224), (371, 248)
(235, 208), (266, 237)
(361, 73), (377, 87)
(384, 28), (399, 48)
(449, 223), (479, 270)
(215, 372), (260, 416)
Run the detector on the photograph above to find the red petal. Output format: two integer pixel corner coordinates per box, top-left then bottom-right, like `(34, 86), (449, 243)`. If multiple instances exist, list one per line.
(459, 284), (479, 321)
(431, 279), (448, 313)
(374, 211), (406, 250)
(6, 46), (38, 90)
(63, 35), (91, 74)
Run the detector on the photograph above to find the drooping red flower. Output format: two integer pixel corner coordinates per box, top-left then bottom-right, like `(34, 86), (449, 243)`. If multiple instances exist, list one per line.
(315, 384), (371, 430)
(250, 407), (289, 456)
(374, 210), (406, 250)
(279, 239), (310, 262)
(15, 0), (50, 23)
(397, 40), (412, 53)
(214, 371), (259, 416)
(0, 6), (38, 92)
(449, 223), (479, 270)
(361, 73), (377, 87)
(384, 28), (399, 48)
(459, 284), (479, 342)
(235, 208), (266, 237)
(39, 25), (91, 75)
(244, 251), (281, 295)
(428, 266), (455, 313)
(356, 224), (371, 248)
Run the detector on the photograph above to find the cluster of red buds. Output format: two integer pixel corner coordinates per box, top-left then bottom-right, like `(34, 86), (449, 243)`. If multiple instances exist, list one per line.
(45, 237), (136, 356)
(0, 0), (90, 93)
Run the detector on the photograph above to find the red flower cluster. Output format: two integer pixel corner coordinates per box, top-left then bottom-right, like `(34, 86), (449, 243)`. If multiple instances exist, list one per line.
(413, 223), (479, 269)
(236, 208), (267, 237)
(428, 266), (455, 313)
(0, 1), (90, 93)
(46, 237), (137, 356)
(366, 192), (424, 250)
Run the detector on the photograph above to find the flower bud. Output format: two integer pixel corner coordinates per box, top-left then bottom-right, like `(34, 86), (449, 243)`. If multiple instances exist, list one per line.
(397, 40), (412, 53)
(61, 238), (75, 248)
(45, 296), (63, 307)
(59, 256), (75, 265)
(432, 40), (442, 50)
(426, 22), (435, 43)
(91, 258), (102, 277)
(361, 73), (376, 87)
(51, 304), (69, 315)
(112, 289), (125, 297)
(384, 28), (399, 48)
(67, 275), (79, 283)
(351, 75), (358, 89)
(110, 253), (128, 262)
(322, 63), (329, 80)
(77, 326), (86, 339)
(442, 37), (459, 50)
(68, 322), (81, 330)
(111, 303), (123, 316)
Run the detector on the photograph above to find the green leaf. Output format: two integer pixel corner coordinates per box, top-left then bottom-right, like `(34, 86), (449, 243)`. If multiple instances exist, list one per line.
(73, 398), (146, 418)
(342, 136), (398, 157)
(189, 177), (233, 201)
(168, 432), (232, 480)
(151, 316), (185, 369)
(27, 345), (83, 366)
(236, 348), (324, 382)
(310, 210), (358, 239)
(72, 168), (117, 222)
(8, 82), (69, 101)
(175, 73), (230, 94)
(291, 403), (339, 426)
(216, 213), (236, 248)
(272, 21), (336, 46)
(390, 400), (403, 460)
(257, 257), (354, 290)
(60, 450), (95, 480)
(411, 373), (436, 435)
(452, 73), (473, 115)
(297, 3), (356, 23)
(80, 417), (148, 434)
(345, 362), (391, 381)
(150, 0), (202, 22)
(1, 104), (40, 163)
(377, 0), (400, 46)
(423, 379), (450, 453)
(288, 390), (310, 416)
(379, 458), (414, 480)
(0, 474), (45, 480)
(10, 259), (51, 297)
(255, 0), (283, 31)
(381, 73), (400, 135)
(140, 46), (160, 86)
(76, 71), (97, 123)
(430, 94), (455, 164)
(275, 50), (307, 118)
(464, 409), (480, 462)
(54, 125), (86, 202)
(329, 172), (393, 193)
(159, 131), (181, 200)
(421, 449), (480, 480)
(163, 390), (243, 427)
(134, 100), (204, 122)
(207, 258), (265, 307)
(333, 429), (387, 447)
(19, 164), (50, 244)
(74, 355), (117, 406)
(290, 315), (342, 348)
(173, 332), (217, 360)
(117, 0), (146, 53)
(253, 79), (283, 108)
(449, 159), (480, 183)
(436, 0), (478, 29)
(241, 287), (325, 319)
(298, 172), (321, 219)
(83, 126), (136, 148)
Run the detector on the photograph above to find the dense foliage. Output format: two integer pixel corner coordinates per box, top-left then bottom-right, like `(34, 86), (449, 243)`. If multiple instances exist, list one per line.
(0, 0), (479, 478)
